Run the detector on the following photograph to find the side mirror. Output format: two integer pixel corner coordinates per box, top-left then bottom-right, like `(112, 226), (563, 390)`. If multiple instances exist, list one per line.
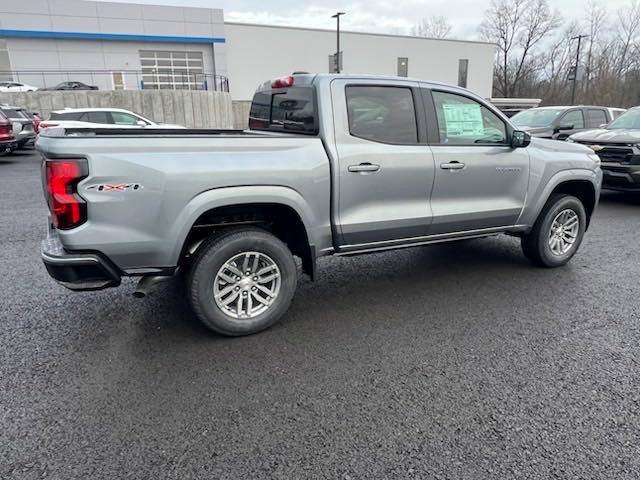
(556, 124), (575, 132)
(599, 123), (608, 129)
(511, 130), (531, 148)
(136, 120), (147, 127)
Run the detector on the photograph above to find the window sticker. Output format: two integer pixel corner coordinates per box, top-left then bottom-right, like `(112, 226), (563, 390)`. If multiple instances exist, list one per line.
(442, 103), (484, 137)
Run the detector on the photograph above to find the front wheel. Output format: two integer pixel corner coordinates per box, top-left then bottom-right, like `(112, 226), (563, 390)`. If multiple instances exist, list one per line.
(188, 228), (298, 336)
(521, 194), (587, 267)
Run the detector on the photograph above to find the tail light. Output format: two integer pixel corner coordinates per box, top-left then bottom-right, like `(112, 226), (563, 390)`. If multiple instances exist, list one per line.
(39, 121), (59, 130)
(0, 116), (13, 140)
(271, 75), (294, 88)
(43, 159), (88, 230)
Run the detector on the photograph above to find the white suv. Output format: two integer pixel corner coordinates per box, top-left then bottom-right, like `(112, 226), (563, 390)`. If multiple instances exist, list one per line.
(39, 108), (184, 130)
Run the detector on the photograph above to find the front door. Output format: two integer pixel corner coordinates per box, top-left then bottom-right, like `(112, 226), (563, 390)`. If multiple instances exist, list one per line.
(331, 79), (436, 246)
(426, 89), (530, 234)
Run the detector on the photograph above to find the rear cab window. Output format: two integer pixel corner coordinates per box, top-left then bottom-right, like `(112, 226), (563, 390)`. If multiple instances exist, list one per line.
(249, 85), (318, 134)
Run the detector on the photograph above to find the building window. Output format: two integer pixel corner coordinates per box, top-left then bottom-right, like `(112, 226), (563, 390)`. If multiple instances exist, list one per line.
(397, 57), (408, 77)
(458, 59), (469, 88)
(139, 50), (205, 90)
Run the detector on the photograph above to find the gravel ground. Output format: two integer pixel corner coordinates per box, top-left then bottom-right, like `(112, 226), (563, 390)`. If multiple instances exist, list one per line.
(1, 151), (639, 480)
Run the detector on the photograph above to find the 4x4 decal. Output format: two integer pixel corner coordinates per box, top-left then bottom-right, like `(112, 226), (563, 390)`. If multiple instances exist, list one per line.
(86, 183), (144, 192)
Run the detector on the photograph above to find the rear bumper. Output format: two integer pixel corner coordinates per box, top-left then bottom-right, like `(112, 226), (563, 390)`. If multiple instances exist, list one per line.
(601, 163), (640, 191)
(42, 229), (121, 291)
(16, 132), (36, 147)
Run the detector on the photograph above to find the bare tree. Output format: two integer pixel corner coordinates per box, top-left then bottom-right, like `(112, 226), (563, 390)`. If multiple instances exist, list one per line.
(583, 1), (607, 98)
(412, 16), (452, 39)
(479, 0), (561, 97)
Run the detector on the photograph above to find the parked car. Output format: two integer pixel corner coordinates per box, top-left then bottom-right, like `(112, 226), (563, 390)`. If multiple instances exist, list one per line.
(41, 81), (98, 91)
(511, 105), (619, 140)
(37, 73), (602, 336)
(0, 104), (36, 149)
(0, 81), (38, 92)
(0, 111), (17, 155)
(39, 108), (185, 129)
(568, 106), (640, 192)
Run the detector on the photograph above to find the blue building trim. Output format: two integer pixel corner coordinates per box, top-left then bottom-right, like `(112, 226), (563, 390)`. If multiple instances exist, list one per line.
(0, 29), (225, 44)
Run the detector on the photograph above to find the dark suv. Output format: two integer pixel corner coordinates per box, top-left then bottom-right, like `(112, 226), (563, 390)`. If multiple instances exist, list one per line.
(569, 106), (640, 192)
(0, 105), (36, 149)
(511, 106), (618, 141)
(0, 111), (17, 155)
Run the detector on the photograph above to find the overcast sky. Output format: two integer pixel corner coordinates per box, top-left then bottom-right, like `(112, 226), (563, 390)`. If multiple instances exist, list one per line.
(103, 0), (633, 40)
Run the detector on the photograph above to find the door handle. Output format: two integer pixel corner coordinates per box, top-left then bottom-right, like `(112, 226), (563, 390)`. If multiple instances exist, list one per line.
(348, 163), (381, 173)
(440, 161), (466, 170)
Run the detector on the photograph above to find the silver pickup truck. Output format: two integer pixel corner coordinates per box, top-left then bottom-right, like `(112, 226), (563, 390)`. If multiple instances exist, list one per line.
(38, 74), (603, 336)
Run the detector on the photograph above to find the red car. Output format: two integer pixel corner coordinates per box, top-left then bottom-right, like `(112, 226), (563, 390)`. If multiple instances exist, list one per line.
(0, 111), (17, 155)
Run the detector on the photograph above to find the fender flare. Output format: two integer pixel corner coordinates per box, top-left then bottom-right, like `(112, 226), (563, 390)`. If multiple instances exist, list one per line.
(519, 168), (600, 229)
(169, 185), (317, 265)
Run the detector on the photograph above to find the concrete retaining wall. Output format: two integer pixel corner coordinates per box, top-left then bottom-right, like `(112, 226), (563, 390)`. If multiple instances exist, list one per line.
(0, 90), (234, 129)
(232, 100), (251, 130)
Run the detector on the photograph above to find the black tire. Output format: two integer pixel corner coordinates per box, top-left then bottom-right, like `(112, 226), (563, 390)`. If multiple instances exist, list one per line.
(188, 228), (297, 336)
(521, 194), (587, 268)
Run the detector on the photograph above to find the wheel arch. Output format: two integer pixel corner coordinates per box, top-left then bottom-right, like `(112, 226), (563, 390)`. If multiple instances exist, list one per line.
(172, 186), (318, 279)
(521, 169), (599, 230)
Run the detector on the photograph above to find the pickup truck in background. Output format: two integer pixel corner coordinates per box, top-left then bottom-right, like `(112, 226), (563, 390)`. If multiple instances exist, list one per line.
(38, 73), (603, 336)
(510, 105), (624, 141)
(568, 106), (640, 192)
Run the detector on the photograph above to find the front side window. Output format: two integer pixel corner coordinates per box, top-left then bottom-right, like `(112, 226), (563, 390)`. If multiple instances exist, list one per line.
(511, 108), (564, 128)
(346, 85), (418, 144)
(560, 110), (585, 129)
(432, 91), (507, 145)
(111, 112), (142, 125)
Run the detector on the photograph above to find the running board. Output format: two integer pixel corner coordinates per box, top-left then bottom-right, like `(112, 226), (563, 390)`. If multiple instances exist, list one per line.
(335, 225), (528, 256)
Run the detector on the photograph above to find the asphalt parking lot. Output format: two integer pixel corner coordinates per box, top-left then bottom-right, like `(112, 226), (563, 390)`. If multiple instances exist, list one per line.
(1, 150), (640, 479)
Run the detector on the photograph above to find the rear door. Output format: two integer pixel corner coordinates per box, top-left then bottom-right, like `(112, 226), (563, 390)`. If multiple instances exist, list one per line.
(586, 108), (609, 128)
(331, 79), (435, 246)
(425, 88), (530, 233)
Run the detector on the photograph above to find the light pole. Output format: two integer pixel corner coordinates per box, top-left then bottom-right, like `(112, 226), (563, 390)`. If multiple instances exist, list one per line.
(332, 12), (345, 73)
(570, 34), (589, 105)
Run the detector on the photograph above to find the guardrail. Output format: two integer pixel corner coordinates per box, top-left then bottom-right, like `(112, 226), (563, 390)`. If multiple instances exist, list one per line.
(0, 70), (229, 92)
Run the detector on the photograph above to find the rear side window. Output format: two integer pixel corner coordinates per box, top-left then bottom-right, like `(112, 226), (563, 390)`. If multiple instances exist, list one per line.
(80, 112), (110, 124)
(346, 85), (418, 144)
(249, 86), (317, 134)
(48, 112), (83, 121)
(586, 109), (607, 128)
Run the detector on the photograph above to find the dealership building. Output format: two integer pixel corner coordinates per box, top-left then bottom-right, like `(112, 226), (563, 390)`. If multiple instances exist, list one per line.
(0, 0), (496, 100)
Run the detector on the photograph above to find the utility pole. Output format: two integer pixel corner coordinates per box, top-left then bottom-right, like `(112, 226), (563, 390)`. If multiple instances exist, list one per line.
(570, 34), (589, 105)
(332, 12), (345, 73)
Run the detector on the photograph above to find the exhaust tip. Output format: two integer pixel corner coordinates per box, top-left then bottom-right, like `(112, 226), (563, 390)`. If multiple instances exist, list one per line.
(132, 290), (146, 298)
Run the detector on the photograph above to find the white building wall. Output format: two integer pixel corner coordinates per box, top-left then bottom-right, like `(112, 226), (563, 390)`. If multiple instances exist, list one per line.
(0, 0), (227, 88)
(225, 23), (495, 101)
(5, 38), (218, 90)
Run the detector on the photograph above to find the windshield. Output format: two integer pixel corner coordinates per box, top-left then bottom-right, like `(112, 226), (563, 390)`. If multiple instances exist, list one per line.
(607, 109), (640, 129)
(511, 108), (565, 128)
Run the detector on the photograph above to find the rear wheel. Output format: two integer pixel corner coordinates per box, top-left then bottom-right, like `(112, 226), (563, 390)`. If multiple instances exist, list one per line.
(521, 194), (587, 267)
(188, 228), (297, 336)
